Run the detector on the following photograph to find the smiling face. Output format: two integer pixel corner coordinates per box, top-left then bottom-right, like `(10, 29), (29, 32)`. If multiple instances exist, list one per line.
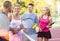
(28, 5), (33, 12)
(27, 4), (34, 13)
(13, 5), (20, 15)
(42, 7), (48, 15)
(42, 7), (51, 16)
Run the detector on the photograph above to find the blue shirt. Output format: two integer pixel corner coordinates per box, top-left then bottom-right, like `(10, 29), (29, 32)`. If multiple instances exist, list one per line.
(22, 12), (38, 28)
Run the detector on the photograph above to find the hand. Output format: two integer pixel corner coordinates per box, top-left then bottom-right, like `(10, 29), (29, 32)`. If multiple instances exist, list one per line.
(22, 28), (26, 32)
(39, 28), (42, 32)
(46, 26), (51, 28)
(35, 27), (42, 32)
(21, 28), (26, 34)
(21, 28), (26, 32)
(35, 27), (39, 32)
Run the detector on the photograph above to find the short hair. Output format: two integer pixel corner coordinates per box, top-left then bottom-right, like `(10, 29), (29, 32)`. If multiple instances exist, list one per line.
(28, 3), (34, 7)
(3, 1), (12, 8)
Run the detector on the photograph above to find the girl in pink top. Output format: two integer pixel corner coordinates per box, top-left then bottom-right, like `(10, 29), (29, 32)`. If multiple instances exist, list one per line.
(37, 7), (52, 41)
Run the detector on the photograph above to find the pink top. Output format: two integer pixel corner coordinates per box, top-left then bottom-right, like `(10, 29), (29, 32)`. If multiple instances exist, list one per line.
(39, 15), (49, 32)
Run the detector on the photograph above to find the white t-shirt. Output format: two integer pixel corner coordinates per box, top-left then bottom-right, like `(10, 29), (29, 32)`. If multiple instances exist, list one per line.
(0, 12), (9, 36)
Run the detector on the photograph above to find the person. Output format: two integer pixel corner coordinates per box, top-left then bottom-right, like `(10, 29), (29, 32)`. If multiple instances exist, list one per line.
(37, 7), (52, 41)
(0, 1), (12, 41)
(8, 4), (24, 41)
(22, 3), (38, 41)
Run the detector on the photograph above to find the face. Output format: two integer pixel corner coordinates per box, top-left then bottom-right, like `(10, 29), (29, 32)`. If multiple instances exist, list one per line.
(7, 5), (12, 13)
(42, 7), (48, 15)
(28, 5), (33, 12)
(13, 6), (20, 14)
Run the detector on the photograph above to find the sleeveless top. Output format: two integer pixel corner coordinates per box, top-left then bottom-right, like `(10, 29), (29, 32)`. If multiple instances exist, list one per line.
(9, 15), (23, 41)
(39, 15), (50, 32)
(9, 15), (22, 29)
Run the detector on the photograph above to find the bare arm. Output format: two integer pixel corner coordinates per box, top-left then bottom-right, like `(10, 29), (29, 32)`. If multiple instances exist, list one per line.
(8, 13), (12, 22)
(35, 15), (42, 32)
(47, 16), (52, 28)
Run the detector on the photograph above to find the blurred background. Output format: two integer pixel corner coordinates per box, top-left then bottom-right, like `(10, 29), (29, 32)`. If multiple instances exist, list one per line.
(0, 0), (60, 28)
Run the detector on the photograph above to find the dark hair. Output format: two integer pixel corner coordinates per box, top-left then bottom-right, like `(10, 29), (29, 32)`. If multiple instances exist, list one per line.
(3, 1), (12, 8)
(28, 3), (34, 7)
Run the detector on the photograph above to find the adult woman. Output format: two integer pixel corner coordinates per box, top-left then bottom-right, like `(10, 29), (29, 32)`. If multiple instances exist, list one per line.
(9, 4), (24, 41)
(37, 7), (52, 41)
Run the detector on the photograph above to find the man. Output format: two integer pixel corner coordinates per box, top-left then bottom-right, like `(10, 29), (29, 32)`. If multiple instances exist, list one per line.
(0, 1), (12, 41)
(22, 3), (38, 41)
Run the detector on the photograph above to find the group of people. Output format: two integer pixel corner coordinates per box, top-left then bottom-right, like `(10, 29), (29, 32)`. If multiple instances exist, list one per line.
(0, 1), (52, 41)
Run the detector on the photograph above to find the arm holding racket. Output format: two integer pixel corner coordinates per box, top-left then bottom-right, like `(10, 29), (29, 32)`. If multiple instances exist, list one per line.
(42, 17), (54, 31)
(42, 22), (55, 30)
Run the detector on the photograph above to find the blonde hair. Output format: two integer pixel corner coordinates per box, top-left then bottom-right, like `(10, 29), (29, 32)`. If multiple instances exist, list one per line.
(43, 7), (51, 16)
(13, 4), (20, 9)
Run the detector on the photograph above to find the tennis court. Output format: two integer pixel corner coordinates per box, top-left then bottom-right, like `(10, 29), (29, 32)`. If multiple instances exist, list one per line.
(24, 28), (60, 41)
